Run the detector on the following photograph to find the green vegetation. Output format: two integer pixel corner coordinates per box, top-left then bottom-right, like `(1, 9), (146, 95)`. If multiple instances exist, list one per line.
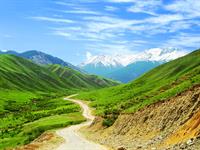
(0, 54), (118, 149)
(0, 112), (85, 149)
(0, 94), (85, 149)
(77, 49), (200, 122)
(47, 64), (119, 89)
(0, 55), (118, 92)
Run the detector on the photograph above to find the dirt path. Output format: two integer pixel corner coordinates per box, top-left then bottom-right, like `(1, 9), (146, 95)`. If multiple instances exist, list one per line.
(55, 95), (108, 150)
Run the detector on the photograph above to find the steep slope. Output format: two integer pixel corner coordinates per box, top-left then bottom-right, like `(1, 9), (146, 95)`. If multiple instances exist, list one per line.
(84, 85), (200, 150)
(106, 61), (161, 83)
(77, 49), (200, 115)
(0, 55), (66, 92)
(0, 50), (81, 72)
(77, 49), (200, 149)
(47, 64), (119, 89)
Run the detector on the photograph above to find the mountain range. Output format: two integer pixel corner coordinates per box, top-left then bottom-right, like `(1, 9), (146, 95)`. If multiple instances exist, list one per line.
(0, 48), (188, 83)
(0, 50), (82, 72)
(80, 47), (188, 82)
(0, 54), (118, 92)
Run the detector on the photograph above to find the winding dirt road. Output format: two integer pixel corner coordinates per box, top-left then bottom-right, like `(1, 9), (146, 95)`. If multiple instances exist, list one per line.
(56, 95), (107, 150)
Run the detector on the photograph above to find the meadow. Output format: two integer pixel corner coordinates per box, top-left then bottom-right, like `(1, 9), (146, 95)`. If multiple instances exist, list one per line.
(0, 91), (85, 149)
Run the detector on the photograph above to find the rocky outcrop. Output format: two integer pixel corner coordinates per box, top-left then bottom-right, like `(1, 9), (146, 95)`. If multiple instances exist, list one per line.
(83, 85), (200, 150)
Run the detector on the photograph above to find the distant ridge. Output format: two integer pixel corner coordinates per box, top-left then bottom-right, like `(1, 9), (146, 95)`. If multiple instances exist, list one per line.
(0, 50), (82, 72)
(80, 47), (187, 82)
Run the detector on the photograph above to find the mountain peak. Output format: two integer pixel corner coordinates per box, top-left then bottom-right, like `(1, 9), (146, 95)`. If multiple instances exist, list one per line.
(0, 49), (82, 72)
(81, 54), (124, 68)
(143, 47), (187, 62)
(81, 47), (188, 68)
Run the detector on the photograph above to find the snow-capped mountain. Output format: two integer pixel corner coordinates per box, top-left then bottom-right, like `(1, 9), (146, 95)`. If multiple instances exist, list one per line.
(80, 54), (124, 67)
(81, 47), (187, 68)
(139, 47), (187, 62)
(80, 47), (188, 82)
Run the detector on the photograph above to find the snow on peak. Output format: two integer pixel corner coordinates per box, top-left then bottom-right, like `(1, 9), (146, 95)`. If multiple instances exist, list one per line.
(81, 48), (188, 67)
(82, 52), (124, 67)
(142, 47), (187, 62)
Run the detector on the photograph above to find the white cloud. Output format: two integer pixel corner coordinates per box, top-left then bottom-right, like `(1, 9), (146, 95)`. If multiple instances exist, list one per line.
(32, 16), (74, 23)
(105, 6), (119, 11)
(0, 49), (8, 52)
(107, 0), (161, 15)
(168, 20), (199, 33)
(86, 51), (92, 59)
(127, 0), (161, 15)
(146, 14), (184, 25)
(163, 33), (200, 49)
(32, 0), (200, 55)
(107, 0), (135, 3)
(63, 10), (100, 15)
(53, 31), (71, 37)
(165, 0), (200, 18)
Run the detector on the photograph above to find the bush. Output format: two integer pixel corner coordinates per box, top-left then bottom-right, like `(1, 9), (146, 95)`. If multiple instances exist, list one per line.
(102, 115), (118, 127)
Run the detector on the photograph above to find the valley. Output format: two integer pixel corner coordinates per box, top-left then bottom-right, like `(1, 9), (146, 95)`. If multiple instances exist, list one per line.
(1, 0), (200, 149)
(0, 49), (199, 150)
(0, 54), (118, 149)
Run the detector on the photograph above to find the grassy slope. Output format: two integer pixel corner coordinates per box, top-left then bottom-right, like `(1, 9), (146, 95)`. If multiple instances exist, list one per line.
(0, 54), (118, 149)
(77, 49), (200, 117)
(0, 55), (67, 92)
(47, 64), (118, 89)
(0, 55), (118, 93)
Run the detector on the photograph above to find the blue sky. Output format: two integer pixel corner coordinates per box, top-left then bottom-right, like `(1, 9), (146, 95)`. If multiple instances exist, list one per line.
(0, 0), (200, 64)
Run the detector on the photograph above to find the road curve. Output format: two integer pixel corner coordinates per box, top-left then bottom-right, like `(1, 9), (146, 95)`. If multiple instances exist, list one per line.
(56, 95), (107, 150)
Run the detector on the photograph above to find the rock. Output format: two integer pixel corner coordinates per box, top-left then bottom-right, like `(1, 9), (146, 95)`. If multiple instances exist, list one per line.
(180, 143), (187, 149)
(186, 139), (193, 146)
(117, 147), (126, 150)
(136, 145), (142, 149)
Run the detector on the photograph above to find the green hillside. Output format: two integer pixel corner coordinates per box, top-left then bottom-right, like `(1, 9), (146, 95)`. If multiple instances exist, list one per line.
(77, 49), (200, 124)
(47, 64), (118, 89)
(0, 55), (67, 93)
(0, 54), (118, 149)
(0, 55), (118, 93)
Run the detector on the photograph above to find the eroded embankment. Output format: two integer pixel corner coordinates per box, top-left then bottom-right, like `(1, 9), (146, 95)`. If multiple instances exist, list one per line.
(82, 85), (200, 150)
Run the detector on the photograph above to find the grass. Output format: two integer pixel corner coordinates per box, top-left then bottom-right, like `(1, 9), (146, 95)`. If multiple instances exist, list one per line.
(0, 94), (85, 149)
(47, 64), (119, 89)
(0, 54), (119, 149)
(76, 49), (200, 124)
(0, 54), (118, 92)
(0, 113), (85, 149)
